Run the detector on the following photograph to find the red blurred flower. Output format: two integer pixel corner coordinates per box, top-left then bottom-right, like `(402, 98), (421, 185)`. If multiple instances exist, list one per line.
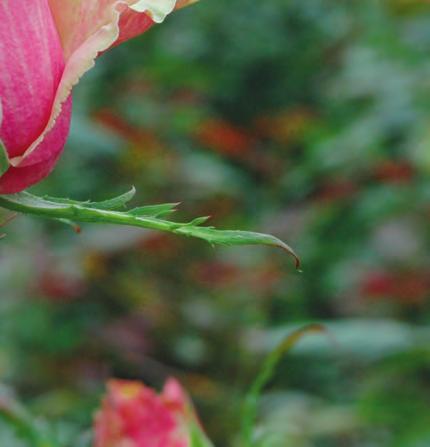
(361, 270), (430, 305)
(314, 179), (357, 203)
(190, 261), (241, 286)
(373, 160), (415, 184)
(138, 233), (182, 260)
(94, 378), (209, 447)
(37, 270), (86, 301)
(196, 119), (255, 158)
(189, 260), (282, 294)
(94, 109), (164, 154)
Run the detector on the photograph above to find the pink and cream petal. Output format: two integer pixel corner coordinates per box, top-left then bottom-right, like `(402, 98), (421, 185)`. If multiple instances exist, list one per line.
(48, 0), (182, 60)
(15, 0), (182, 166)
(0, 0), (65, 160)
(14, 0), (198, 167)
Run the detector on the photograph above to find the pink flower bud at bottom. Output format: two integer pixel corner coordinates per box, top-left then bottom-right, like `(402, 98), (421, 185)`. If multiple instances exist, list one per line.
(94, 379), (199, 447)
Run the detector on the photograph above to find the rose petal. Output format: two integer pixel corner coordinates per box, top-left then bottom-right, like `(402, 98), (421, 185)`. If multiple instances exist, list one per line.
(0, 97), (72, 194)
(48, 0), (179, 60)
(17, 96), (73, 167)
(115, 7), (154, 47)
(0, 0), (65, 159)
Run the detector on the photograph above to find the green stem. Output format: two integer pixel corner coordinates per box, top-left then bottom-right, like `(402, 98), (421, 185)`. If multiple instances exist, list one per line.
(0, 196), (179, 232)
(0, 191), (300, 268)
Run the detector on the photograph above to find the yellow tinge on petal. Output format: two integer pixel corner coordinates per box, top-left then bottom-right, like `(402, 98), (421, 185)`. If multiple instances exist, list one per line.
(130, 0), (176, 22)
(130, 0), (199, 22)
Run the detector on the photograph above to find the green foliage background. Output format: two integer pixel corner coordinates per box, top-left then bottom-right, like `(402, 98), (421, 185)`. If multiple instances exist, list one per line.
(2, 0), (430, 445)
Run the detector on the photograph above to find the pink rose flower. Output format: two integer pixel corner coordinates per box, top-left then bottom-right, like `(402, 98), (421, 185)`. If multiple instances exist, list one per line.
(0, 0), (196, 194)
(94, 378), (207, 447)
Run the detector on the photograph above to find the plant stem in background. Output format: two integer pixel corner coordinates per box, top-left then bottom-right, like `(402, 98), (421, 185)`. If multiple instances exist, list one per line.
(241, 324), (325, 447)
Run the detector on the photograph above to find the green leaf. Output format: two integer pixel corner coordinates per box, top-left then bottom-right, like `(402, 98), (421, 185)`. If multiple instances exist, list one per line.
(0, 190), (300, 268)
(0, 140), (9, 177)
(240, 324), (325, 447)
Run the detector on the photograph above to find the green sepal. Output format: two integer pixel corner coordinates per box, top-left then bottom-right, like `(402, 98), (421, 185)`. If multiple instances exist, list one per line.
(0, 139), (9, 177)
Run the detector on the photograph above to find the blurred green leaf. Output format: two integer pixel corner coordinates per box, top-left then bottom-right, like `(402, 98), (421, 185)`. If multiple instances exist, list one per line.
(190, 420), (214, 447)
(264, 320), (430, 361)
(241, 324), (326, 447)
(0, 398), (58, 447)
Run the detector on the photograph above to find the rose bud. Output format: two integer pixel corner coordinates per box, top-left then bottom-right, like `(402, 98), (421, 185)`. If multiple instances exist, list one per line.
(0, 0), (197, 194)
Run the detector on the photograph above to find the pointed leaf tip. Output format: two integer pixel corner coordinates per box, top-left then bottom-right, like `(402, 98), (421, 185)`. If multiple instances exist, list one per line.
(276, 239), (301, 270)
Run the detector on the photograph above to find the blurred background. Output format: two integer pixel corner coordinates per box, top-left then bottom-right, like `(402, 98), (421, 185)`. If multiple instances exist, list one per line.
(2, 0), (430, 445)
